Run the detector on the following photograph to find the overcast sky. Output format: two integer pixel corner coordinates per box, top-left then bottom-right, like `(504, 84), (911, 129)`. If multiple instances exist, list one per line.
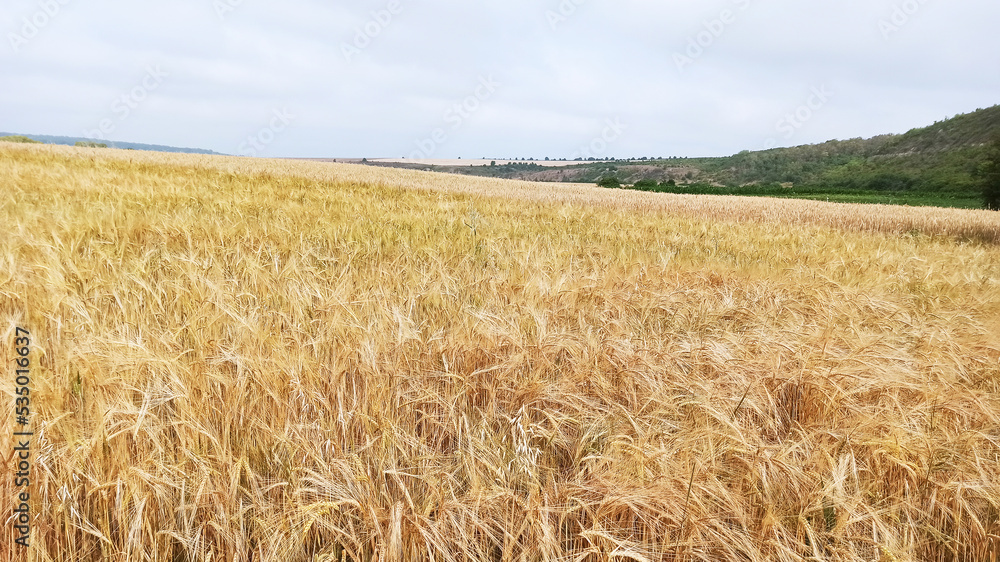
(2, 0), (998, 159)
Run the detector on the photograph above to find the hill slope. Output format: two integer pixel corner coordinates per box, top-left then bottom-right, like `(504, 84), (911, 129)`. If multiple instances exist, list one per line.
(0, 131), (224, 155)
(377, 105), (1000, 208)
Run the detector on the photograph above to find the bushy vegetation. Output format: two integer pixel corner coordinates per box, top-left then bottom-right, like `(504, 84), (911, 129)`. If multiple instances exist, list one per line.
(75, 141), (108, 148)
(3, 143), (1000, 560)
(981, 135), (1000, 210)
(596, 175), (621, 188)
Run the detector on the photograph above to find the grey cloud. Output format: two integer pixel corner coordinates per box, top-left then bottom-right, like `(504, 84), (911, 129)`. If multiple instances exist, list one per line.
(1, 0), (997, 158)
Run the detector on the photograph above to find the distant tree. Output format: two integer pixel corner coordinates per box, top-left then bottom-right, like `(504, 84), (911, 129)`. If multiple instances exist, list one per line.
(865, 172), (915, 192)
(980, 135), (1000, 210)
(490, 161), (496, 167)
(661, 179), (677, 188)
(597, 176), (621, 189)
(75, 141), (107, 148)
(633, 179), (658, 190)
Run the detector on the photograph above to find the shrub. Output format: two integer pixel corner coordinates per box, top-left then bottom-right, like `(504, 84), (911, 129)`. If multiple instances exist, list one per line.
(75, 141), (108, 148)
(597, 176), (621, 189)
(980, 136), (1000, 210)
(866, 172), (916, 191)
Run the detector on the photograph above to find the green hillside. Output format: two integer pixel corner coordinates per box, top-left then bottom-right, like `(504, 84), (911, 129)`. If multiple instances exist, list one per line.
(700, 106), (999, 193)
(0, 131), (223, 155)
(0, 135), (43, 144)
(582, 105), (999, 203)
(381, 105), (1000, 209)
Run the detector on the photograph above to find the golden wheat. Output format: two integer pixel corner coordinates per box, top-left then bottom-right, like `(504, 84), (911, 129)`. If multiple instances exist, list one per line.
(2, 143), (1000, 561)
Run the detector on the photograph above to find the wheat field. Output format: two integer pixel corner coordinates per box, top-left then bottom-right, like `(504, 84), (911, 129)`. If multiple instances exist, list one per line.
(2, 142), (1000, 561)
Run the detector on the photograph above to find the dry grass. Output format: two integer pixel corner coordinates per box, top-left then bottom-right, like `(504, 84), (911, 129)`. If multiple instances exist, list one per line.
(2, 142), (1000, 561)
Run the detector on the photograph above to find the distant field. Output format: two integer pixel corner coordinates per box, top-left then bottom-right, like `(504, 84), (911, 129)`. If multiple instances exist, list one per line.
(307, 158), (988, 211)
(3, 143), (1000, 561)
(370, 158), (585, 167)
(621, 183), (988, 210)
(782, 191), (985, 209)
(292, 158), (586, 167)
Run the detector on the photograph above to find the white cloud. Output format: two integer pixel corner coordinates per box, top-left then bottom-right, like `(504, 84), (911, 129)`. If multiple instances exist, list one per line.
(1, 0), (998, 157)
